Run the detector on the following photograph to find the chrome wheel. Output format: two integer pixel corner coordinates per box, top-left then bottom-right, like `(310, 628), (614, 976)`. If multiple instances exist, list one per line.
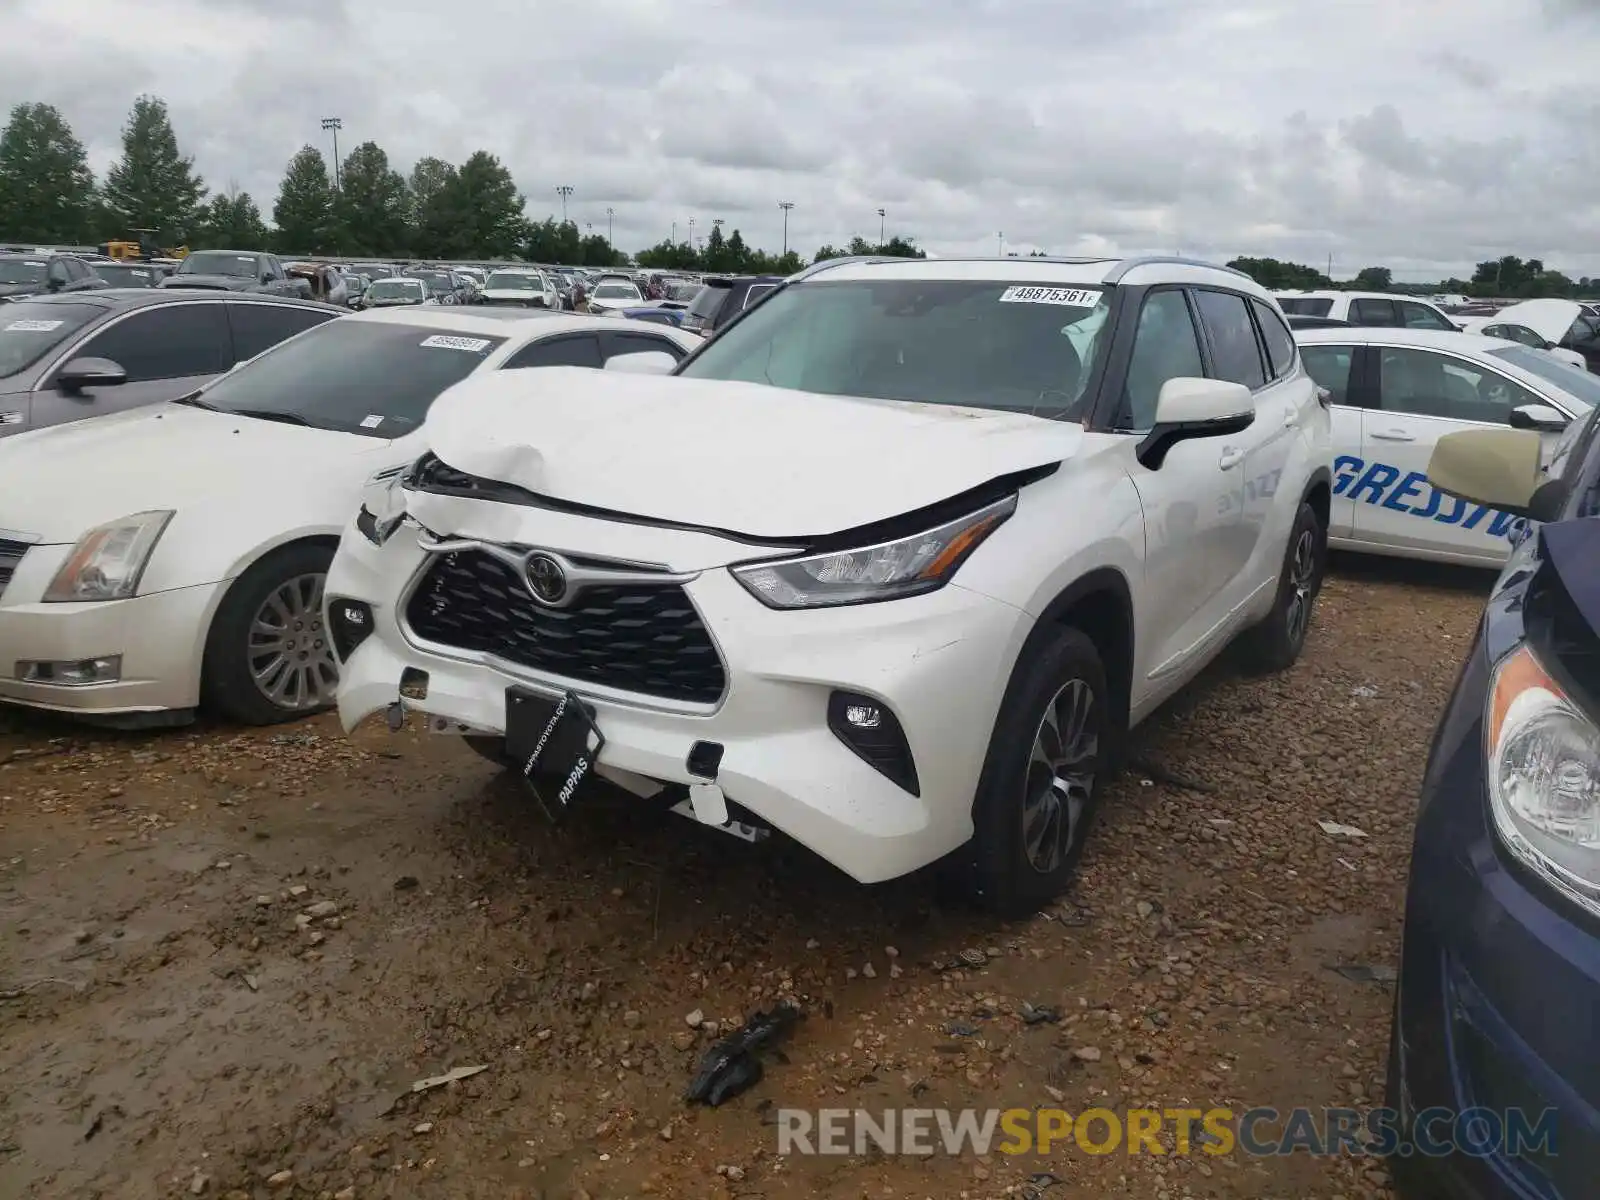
(1023, 678), (1099, 874)
(247, 573), (338, 711)
(1285, 527), (1318, 649)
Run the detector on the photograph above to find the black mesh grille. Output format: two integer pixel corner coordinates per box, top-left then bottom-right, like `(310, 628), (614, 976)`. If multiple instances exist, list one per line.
(405, 550), (725, 704)
(0, 538), (29, 600)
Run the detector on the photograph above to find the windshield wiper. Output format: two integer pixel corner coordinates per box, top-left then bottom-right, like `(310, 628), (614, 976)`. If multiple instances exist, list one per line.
(227, 409), (314, 427)
(171, 393), (217, 410)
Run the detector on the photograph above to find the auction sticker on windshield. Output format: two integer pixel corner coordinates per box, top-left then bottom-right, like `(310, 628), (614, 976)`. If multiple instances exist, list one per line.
(999, 286), (1101, 306)
(419, 335), (492, 352)
(5, 319), (63, 333)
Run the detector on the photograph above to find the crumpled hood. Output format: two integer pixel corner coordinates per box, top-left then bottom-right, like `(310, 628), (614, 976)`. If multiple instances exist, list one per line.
(1493, 299), (1584, 346)
(422, 368), (1081, 538)
(0, 404), (389, 542)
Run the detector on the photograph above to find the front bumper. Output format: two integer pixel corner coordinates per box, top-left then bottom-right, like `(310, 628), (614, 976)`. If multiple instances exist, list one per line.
(328, 515), (1031, 884)
(0, 540), (221, 716)
(1393, 641), (1600, 1199)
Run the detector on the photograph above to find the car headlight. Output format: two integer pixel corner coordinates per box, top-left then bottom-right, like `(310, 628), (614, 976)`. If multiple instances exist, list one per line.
(1487, 644), (1600, 916)
(43, 510), (174, 603)
(730, 494), (1016, 609)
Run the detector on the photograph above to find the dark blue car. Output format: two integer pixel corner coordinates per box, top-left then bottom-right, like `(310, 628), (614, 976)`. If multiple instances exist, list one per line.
(622, 305), (687, 328)
(1391, 409), (1600, 1198)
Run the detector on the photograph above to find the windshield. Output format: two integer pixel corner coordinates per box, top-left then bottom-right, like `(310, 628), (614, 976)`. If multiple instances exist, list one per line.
(0, 260), (47, 285)
(0, 301), (105, 378)
(190, 320), (505, 437)
(354, 263), (392, 278)
(1276, 296), (1333, 317)
(486, 272), (539, 291)
(179, 251), (259, 277)
(1488, 346), (1600, 409)
(410, 272), (453, 291)
(594, 283), (641, 300)
(94, 265), (157, 287)
(679, 278), (1111, 417)
(367, 279), (424, 300)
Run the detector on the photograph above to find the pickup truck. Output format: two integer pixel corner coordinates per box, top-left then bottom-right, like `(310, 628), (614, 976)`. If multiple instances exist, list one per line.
(158, 250), (313, 299)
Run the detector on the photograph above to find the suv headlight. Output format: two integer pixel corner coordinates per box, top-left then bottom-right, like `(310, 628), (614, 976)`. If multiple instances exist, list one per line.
(1487, 644), (1600, 916)
(43, 510), (174, 603)
(730, 495), (1016, 609)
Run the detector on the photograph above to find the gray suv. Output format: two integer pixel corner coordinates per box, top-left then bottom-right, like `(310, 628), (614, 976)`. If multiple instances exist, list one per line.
(0, 291), (341, 436)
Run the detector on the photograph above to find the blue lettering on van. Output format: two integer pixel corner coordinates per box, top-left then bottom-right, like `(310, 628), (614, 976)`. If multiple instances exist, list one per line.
(1333, 454), (1527, 541)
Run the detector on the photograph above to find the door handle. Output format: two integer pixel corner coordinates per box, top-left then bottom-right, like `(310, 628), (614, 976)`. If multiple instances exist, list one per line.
(1369, 429), (1417, 442)
(1218, 447), (1244, 470)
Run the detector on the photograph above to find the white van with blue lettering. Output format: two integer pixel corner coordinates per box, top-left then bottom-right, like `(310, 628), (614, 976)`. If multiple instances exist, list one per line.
(1295, 327), (1600, 566)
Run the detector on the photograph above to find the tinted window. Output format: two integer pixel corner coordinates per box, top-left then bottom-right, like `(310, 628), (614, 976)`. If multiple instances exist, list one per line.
(1400, 300), (1455, 331)
(686, 284), (728, 320)
(743, 283), (775, 307)
(1487, 345), (1600, 409)
(502, 334), (603, 369)
(78, 302), (231, 382)
(94, 264), (157, 287)
(1376, 347), (1538, 424)
(178, 252), (260, 278)
(0, 300), (106, 378)
(187, 320), (504, 436)
(1275, 296), (1333, 317)
(604, 331), (686, 362)
(0, 259), (47, 285)
(1300, 345), (1354, 405)
(1350, 298), (1399, 326)
(228, 302), (337, 362)
(1252, 300), (1296, 380)
(680, 279), (1110, 419)
(1121, 289), (1205, 430)
(1194, 290), (1266, 388)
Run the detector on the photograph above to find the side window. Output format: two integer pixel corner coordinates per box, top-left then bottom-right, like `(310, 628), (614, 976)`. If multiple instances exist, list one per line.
(1193, 289), (1266, 389)
(1300, 345), (1355, 405)
(1120, 289), (1204, 430)
(502, 333), (603, 370)
(64, 259), (90, 281)
(1251, 299), (1296, 381)
(1350, 298), (1398, 326)
(228, 302), (337, 363)
(743, 284), (775, 308)
(1399, 301), (1455, 331)
(74, 302), (231, 382)
(603, 331), (686, 362)
(1376, 347), (1538, 424)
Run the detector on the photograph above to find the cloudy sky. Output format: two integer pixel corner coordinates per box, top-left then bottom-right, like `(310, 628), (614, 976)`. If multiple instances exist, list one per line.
(4, 0), (1599, 279)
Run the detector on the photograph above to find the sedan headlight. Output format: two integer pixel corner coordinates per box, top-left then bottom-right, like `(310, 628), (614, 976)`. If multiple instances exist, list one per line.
(43, 510), (174, 603)
(730, 495), (1015, 609)
(1487, 644), (1600, 916)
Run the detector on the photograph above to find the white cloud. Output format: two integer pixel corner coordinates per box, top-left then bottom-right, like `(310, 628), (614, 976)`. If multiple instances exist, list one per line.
(4, 0), (1599, 278)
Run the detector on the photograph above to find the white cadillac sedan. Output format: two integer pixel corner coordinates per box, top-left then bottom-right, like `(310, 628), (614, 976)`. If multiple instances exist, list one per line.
(1298, 325), (1600, 566)
(0, 308), (698, 727)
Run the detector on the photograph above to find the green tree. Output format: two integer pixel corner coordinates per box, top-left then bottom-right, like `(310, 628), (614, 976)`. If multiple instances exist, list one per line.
(725, 229), (751, 272)
(813, 243), (846, 263)
(578, 233), (621, 266)
(633, 238), (700, 271)
(1352, 265), (1393, 290)
(1227, 256), (1330, 289)
(441, 150), (526, 258)
(101, 95), (205, 242)
(194, 189), (269, 249)
(336, 141), (408, 256)
(0, 103), (95, 242)
(273, 145), (339, 253)
(525, 217), (586, 265)
(408, 156), (459, 258)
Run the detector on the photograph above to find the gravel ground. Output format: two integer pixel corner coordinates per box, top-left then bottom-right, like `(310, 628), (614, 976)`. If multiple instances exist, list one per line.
(0, 556), (1489, 1200)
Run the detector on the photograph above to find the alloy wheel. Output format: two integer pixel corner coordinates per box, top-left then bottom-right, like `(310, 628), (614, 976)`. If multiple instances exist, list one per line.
(1286, 528), (1318, 649)
(247, 572), (338, 711)
(1022, 678), (1099, 874)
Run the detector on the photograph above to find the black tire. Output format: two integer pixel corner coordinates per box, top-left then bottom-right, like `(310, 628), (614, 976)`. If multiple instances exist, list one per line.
(962, 627), (1114, 917)
(201, 542), (339, 726)
(1236, 501), (1325, 674)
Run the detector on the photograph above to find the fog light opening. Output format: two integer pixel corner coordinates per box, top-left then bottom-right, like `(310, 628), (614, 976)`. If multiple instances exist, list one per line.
(328, 598), (375, 662)
(17, 655), (123, 686)
(828, 689), (920, 796)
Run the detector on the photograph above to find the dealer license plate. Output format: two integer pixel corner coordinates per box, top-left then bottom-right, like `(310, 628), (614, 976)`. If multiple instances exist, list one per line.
(504, 687), (605, 819)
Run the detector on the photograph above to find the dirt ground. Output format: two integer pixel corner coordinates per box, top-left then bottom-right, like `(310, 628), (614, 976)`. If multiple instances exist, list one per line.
(0, 556), (1490, 1200)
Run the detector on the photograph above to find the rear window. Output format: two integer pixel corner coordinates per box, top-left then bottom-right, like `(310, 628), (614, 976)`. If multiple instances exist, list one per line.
(0, 301), (106, 378)
(1275, 296), (1333, 317)
(188, 320), (506, 437)
(686, 284), (728, 320)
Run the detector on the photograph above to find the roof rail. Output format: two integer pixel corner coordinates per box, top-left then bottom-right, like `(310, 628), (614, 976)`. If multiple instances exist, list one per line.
(1104, 255), (1252, 283)
(784, 254), (906, 283)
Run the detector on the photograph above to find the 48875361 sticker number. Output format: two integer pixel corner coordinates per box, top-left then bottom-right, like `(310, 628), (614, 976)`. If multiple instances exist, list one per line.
(998, 286), (1101, 307)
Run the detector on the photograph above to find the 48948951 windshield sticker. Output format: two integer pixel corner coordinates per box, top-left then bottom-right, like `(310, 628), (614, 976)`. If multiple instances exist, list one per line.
(419, 334), (492, 353)
(998, 286), (1101, 307)
(5, 319), (64, 333)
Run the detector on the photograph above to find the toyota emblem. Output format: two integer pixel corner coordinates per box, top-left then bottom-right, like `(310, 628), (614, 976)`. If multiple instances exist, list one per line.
(524, 553), (568, 605)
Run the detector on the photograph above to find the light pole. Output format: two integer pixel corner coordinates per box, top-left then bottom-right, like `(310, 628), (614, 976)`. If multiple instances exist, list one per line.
(555, 185), (573, 224)
(320, 117), (342, 191)
(877, 208), (886, 244)
(606, 206), (614, 245)
(778, 201), (794, 256)
(688, 217), (696, 251)
(997, 231), (1004, 256)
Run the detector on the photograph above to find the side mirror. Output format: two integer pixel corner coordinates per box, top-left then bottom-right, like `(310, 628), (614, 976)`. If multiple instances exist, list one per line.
(1509, 403), (1569, 433)
(57, 357), (128, 394)
(1135, 378), (1255, 470)
(1426, 428), (1560, 521)
(604, 351), (677, 376)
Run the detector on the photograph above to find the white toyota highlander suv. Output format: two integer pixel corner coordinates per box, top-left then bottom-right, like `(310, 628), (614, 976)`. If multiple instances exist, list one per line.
(326, 255), (1333, 914)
